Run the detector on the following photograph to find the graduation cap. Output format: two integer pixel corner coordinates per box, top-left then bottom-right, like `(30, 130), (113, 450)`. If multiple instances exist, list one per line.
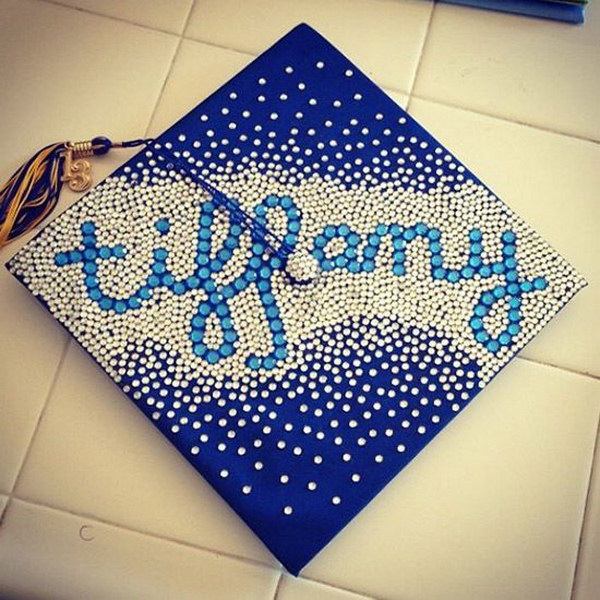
(2, 24), (586, 574)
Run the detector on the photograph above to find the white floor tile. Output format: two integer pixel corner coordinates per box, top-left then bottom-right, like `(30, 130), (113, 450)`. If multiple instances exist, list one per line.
(0, 0), (178, 219)
(414, 2), (600, 141)
(278, 576), (372, 600)
(186, 0), (434, 93)
(0, 232), (69, 495)
(14, 341), (279, 566)
(148, 39), (254, 136)
(408, 98), (600, 377)
(301, 360), (600, 600)
(572, 425), (600, 600)
(0, 499), (279, 600)
(47, 0), (194, 34)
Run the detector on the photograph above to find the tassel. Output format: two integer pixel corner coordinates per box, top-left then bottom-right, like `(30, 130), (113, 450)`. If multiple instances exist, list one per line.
(0, 136), (152, 249)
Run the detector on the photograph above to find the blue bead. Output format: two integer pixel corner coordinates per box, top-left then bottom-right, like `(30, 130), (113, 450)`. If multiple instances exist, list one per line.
(83, 235), (96, 247)
(85, 276), (98, 288)
(82, 221), (95, 234)
(362, 260), (375, 272)
(154, 248), (168, 261)
(193, 343), (206, 356)
(508, 309), (520, 322)
(498, 333), (512, 346)
(428, 228), (441, 241)
(433, 267), (447, 279)
(347, 233), (361, 247)
(482, 292), (495, 305)
(403, 228), (416, 241)
(162, 274), (174, 286)
(114, 301), (127, 314)
(508, 323), (520, 335)
(84, 248), (97, 260)
(152, 263), (165, 274)
(474, 305), (488, 317)
(486, 340), (500, 353)
(363, 245), (377, 258)
(367, 234), (380, 246)
(447, 271), (460, 283)
(187, 276), (200, 289)
(206, 351), (220, 364)
(469, 229), (482, 242)
(246, 356), (261, 370)
(376, 224), (388, 236)
(476, 330), (489, 343)
(173, 282), (186, 295)
(148, 275), (160, 287)
(99, 298), (113, 310)
(533, 277), (548, 290)
(415, 222), (428, 235)
(271, 319), (283, 332)
(506, 270), (518, 282)
(128, 298), (141, 309)
(324, 225), (337, 238)
(502, 231), (516, 243)
(507, 283), (520, 295)
(262, 357), (276, 370)
(493, 286), (506, 298)
(470, 317), (483, 330)
(520, 281), (533, 293)
(505, 257), (517, 269)
(461, 267), (474, 278)
(393, 265), (406, 276)
(224, 330), (237, 343)
(314, 235), (327, 249)
(503, 244), (516, 256)
(113, 245), (126, 258)
(479, 265), (492, 278)
(389, 224), (402, 236)
(338, 224), (350, 236)
(192, 316), (204, 328)
(220, 343), (234, 357)
(83, 263), (97, 274)
(275, 347), (287, 359)
(190, 331), (202, 342)
(469, 256), (482, 268)
(429, 241), (441, 254)
(492, 263), (505, 274)
(88, 289), (102, 300)
(155, 218), (170, 234)
(508, 297), (521, 308)
(470, 243), (482, 255)
(98, 247), (111, 259)
(54, 252), (68, 266)
(139, 287), (151, 299)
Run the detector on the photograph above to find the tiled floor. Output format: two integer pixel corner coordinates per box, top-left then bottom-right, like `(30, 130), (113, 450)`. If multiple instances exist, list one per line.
(0, 0), (598, 598)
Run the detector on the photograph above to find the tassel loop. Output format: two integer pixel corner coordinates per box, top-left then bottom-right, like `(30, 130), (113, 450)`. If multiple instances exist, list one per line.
(0, 136), (153, 249)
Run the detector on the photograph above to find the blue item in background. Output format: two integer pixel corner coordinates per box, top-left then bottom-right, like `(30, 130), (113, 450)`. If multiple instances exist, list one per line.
(439, 0), (586, 23)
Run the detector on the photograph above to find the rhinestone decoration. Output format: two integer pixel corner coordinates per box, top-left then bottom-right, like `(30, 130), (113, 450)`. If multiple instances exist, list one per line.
(6, 24), (586, 574)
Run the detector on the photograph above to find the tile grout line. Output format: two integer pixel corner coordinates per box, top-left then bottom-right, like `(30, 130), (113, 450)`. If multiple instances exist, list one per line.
(9, 495), (384, 600)
(33, 0), (600, 145)
(301, 575), (384, 600)
(37, 0), (181, 37)
(7, 495), (279, 572)
(143, 0), (197, 139)
(409, 93), (600, 145)
(569, 412), (600, 600)
(406, 0), (437, 113)
(0, 337), (71, 528)
(272, 571), (285, 599)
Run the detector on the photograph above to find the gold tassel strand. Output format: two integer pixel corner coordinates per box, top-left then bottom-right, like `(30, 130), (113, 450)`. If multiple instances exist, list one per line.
(0, 136), (153, 249)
